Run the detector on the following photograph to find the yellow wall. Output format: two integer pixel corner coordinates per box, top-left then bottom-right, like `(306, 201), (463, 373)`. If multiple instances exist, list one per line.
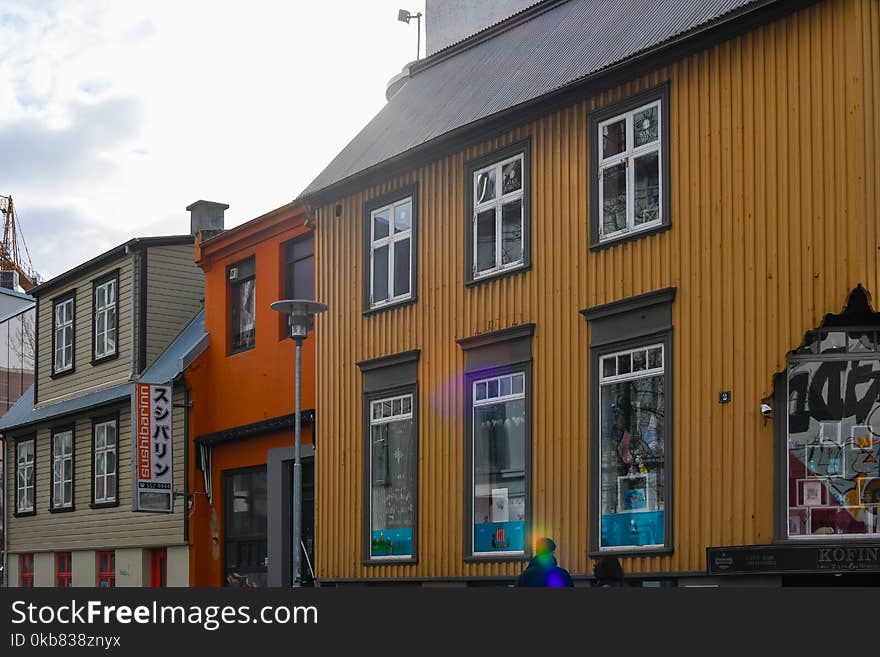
(313, 0), (880, 581)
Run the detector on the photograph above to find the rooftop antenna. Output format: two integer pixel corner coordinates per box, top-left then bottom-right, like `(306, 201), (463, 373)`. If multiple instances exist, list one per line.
(398, 9), (423, 60)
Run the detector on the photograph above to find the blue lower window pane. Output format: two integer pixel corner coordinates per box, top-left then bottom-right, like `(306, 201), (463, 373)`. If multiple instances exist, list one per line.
(473, 520), (525, 553)
(371, 528), (413, 557)
(601, 511), (664, 548)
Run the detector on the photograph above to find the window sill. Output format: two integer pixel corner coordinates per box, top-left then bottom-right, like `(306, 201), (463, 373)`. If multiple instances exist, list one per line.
(362, 296), (417, 317)
(363, 557), (419, 567)
(590, 223), (670, 252)
(228, 345), (256, 357)
(465, 263), (531, 288)
(49, 367), (76, 380)
(464, 553), (530, 564)
(13, 510), (36, 518)
(91, 352), (120, 367)
(90, 500), (119, 509)
(49, 506), (75, 514)
(588, 546), (673, 559)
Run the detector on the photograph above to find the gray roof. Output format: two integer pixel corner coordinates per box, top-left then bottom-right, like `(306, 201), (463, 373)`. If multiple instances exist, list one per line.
(140, 309), (207, 385)
(0, 309), (206, 432)
(0, 383), (130, 432)
(300, 0), (762, 199)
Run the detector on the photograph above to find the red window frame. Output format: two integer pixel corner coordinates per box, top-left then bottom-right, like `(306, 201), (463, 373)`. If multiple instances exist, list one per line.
(20, 554), (34, 588)
(97, 550), (115, 588)
(151, 548), (167, 587)
(56, 552), (72, 588)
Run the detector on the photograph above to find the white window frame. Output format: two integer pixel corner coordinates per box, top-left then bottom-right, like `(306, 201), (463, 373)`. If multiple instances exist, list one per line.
(94, 278), (117, 360)
(369, 197), (413, 309)
(597, 343), (665, 551)
(53, 297), (74, 373)
(472, 153), (525, 278)
(94, 419), (118, 504)
(597, 99), (663, 242)
(471, 371), (527, 556)
(16, 438), (35, 514)
(52, 429), (74, 510)
(369, 393), (415, 560)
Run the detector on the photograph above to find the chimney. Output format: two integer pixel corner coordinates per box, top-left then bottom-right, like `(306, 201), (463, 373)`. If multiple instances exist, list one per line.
(186, 200), (228, 241)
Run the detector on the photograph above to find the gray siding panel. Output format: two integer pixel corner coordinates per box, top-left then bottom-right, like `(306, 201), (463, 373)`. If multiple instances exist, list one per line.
(145, 245), (203, 371)
(5, 388), (187, 552)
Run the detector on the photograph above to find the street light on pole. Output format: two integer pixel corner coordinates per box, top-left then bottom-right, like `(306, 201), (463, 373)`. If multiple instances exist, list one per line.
(271, 298), (327, 587)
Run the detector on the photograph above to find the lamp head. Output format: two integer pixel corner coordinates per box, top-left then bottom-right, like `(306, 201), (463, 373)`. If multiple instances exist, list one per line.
(398, 9), (412, 23)
(271, 299), (328, 339)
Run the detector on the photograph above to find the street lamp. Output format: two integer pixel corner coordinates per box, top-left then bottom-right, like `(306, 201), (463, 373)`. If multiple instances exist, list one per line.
(271, 299), (328, 586)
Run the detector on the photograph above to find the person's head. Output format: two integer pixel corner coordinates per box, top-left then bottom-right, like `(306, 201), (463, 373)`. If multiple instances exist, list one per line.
(535, 537), (556, 557)
(593, 556), (624, 583)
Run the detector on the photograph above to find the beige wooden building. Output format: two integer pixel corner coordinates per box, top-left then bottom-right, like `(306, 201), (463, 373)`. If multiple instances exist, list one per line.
(1, 221), (208, 587)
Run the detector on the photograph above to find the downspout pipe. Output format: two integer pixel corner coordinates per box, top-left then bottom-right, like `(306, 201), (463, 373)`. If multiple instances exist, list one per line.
(125, 245), (137, 381)
(2, 434), (6, 587)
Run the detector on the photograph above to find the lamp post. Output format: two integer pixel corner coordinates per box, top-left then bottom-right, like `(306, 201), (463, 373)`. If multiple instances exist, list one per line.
(398, 9), (423, 60)
(271, 299), (327, 587)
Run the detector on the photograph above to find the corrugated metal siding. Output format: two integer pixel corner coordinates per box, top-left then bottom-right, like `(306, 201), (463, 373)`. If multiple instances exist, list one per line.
(36, 257), (133, 406)
(314, 0), (879, 580)
(145, 244), (204, 368)
(6, 388), (187, 552)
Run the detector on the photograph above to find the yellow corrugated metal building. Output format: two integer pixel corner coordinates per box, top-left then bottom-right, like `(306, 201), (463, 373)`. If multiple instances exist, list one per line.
(303, 0), (880, 585)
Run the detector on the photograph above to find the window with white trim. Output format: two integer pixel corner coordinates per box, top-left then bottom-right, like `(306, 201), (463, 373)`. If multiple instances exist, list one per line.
(53, 296), (74, 374)
(94, 277), (117, 360)
(598, 344), (666, 550)
(16, 438), (35, 514)
(472, 154), (524, 277)
(369, 197), (412, 308)
(471, 372), (527, 555)
(94, 418), (118, 504)
(597, 100), (663, 241)
(368, 393), (416, 559)
(52, 429), (74, 510)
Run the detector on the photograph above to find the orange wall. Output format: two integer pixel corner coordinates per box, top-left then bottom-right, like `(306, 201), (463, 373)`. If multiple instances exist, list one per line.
(186, 204), (316, 586)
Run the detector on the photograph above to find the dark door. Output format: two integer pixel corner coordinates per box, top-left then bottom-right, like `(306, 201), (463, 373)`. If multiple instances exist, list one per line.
(295, 456), (316, 586)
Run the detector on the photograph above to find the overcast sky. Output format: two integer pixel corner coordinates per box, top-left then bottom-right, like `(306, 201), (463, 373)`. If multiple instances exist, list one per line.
(0, 0), (426, 280)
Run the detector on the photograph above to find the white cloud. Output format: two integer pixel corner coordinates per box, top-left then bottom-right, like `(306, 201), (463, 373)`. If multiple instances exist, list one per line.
(0, 0), (425, 279)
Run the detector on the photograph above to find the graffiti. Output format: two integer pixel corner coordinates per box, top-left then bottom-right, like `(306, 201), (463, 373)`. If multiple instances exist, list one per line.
(788, 358), (880, 536)
(788, 360), (880, 433)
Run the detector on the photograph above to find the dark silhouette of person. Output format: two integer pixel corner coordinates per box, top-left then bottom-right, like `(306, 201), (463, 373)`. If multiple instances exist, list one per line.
(592, 556), (625, 587)
(516, 537), (574, 587)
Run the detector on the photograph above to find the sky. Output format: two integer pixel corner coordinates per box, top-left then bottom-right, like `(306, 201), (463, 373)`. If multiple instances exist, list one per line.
(0, 0), (426, 280)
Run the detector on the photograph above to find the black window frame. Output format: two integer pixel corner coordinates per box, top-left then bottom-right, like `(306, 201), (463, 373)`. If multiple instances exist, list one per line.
(281, 233), (316, 339)
(91, 410), (120, 508)
(91, 269), (120, 365)
(357, 349), (420, 565)
(223, 465), (268, 583)
(362, 183), (419, 316)
(50, 290), (76, 378)
(49, 423), (76, 513)
(228, 256), (256, 355)
(13, 434), (36, 518)
(582, 287), (676, 557)
(588, 82), (671, 251)
(457, 323), (534, 562)
(465, 139), (531, 286)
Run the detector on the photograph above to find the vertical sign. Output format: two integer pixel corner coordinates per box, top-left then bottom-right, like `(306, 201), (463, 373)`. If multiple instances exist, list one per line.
(135, 383), (173, 512)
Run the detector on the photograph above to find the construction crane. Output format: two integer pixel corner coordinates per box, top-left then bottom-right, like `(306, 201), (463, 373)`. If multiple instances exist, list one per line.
(0, 195), (40, 291)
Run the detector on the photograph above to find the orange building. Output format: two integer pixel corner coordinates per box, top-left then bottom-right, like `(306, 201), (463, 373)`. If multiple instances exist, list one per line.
(184, 200), (315, 587)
